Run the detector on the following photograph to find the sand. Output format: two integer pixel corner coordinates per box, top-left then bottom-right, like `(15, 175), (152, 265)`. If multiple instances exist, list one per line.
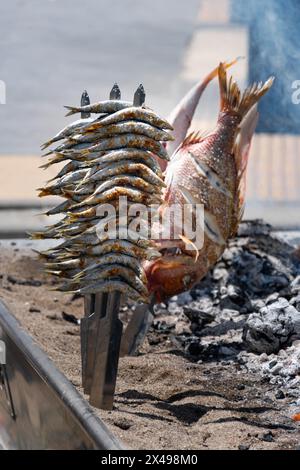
(0, 240), (299, 450)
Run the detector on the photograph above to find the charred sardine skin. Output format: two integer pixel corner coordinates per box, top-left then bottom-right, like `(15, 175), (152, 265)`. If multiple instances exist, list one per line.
(64, 100), (134, 116)
(82, 106), (174, 131)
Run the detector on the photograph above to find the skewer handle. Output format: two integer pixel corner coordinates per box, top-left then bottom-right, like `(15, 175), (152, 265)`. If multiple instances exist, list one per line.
(80, 90), (90, 118)
(133, 84), (145, 106)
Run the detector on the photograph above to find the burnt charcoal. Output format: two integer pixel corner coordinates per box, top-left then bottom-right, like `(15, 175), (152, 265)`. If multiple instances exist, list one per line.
(113, 417), (133, 430)
(29, 306), (41, 313)
(70, 292), (82, 302)
(218, 345), (237, 357)
(291, 275), (300, 295)
(251, 299), (266, 311)
(167, 300), (182, 315)
(243, 298), (300, 354)
(183, 301), (215, 326)
(266, 293), (280, 305)
(275, 389), (285, 399)
(238, 220), (271, 237)
(236, 383), (246, 390)
(148, 334), (161, 346)
(290, 295), (300, 310)
(260, 431), (274, 442)
(269, 359), (278, 369)
(226, 284), (247, 306)
(152, 320), (173, 333)
(62, 311), (79, 325)
(146, 221), (300, 387)
(185, 338), (203, 357)
(7, 275), (42, 287)
(238, 444), (250, 450)
(213, 267), (229, 283)
(175, 292), (193, 306)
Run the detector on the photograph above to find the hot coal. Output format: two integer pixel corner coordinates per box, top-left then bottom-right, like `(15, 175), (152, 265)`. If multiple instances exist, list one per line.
(150, 220), (300, 405)
(243, 298), (300, 354)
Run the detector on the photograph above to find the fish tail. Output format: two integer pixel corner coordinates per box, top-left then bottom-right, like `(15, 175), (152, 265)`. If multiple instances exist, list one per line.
(218, 62), (274, 118)
(29, 231), (46, 240)
(41, 150), (53, 157)
(41, 141), (52, 150)
(37, 187), (53, 197)
(64, 105), (80, 116)
(39, 162), (52, 170)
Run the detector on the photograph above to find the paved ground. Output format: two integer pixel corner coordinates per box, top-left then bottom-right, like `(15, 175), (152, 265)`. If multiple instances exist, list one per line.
(0, 0), (299, 232)
(0, 0), (200, 154)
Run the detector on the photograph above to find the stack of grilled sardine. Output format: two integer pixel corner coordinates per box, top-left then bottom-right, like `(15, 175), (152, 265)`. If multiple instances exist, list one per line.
(34, 87), (174, 302)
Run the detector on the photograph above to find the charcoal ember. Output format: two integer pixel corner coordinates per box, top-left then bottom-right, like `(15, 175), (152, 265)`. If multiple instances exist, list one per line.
(266, 293), (279, 305)
(167, 299), (183, 315)
(174, 320), (191, 336)
(222, 246), (242, 264)
(219, 284), (249, 311)
(175, 292), (193, 306)
(153, 302), (168, 316)
(152, 319), (174, 333)
(243, 298), (300, 354)
(227, 284), (245, 304)
(185, 337), (203, 356)
(290, 295), (300, 310)
(62, 311), (79, 325)
(292, 246), (300, 263)
(145, 221), (300, 365)
(218, 345), (237, 357)
(213, 267), (229, 283)
(183, 298), (215, 327)
(218, 308), (242, 321)
(291, 275), (300, 294)
(248, 271), (289, 294)
(250, 299), (266, 312)
(238, 220), (271, 238)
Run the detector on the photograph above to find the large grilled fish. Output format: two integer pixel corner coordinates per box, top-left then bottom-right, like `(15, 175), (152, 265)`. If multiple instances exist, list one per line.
(144, 63), (274, 301)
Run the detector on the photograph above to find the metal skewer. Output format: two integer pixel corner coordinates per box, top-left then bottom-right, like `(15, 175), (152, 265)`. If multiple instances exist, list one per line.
(133, 84), (145, 106)
(120, 296), (155, 356)
(89, 291), (123, 409)
(80, 85), (124, 409)
(110, 83), (121, 100)
(118, 85), (153, 357)
(79, 83), (155, 408)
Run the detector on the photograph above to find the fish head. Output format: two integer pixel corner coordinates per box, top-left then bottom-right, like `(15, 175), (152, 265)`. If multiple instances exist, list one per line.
(144, 252), (200, 301)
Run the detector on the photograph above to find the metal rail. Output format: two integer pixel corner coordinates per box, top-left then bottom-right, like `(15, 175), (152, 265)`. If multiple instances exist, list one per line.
(0, 300), (124, 450)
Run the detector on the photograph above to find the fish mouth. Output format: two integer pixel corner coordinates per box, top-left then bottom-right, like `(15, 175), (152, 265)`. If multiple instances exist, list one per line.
(159, 246), (194, 260)
(154, 238), (197, 261)
(143, 249), (199, 302)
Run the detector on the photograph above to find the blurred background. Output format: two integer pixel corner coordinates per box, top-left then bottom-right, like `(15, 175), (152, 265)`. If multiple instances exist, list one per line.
(0, 0), (299, 236)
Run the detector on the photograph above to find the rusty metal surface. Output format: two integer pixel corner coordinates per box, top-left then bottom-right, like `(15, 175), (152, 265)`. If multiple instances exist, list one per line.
(0, 300), (124, 450)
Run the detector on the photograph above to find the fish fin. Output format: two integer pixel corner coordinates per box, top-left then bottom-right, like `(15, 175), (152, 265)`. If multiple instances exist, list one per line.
(230, 105), (260, 236)
(42, 150), (53, 157)
(166, 58), (240, 156)
(218, 62), (274, 118)
(39, 162), (52, 170)
(64, 105), (80, 116)
(37, 187), (53, 197)
(61, 190), (74, 199)
(30, 231), (47, 240)
(179, 130), (207, 150)
(41, 140), (53, 150)
(233, 104), (259, 176)
(179, 235), (199, 263)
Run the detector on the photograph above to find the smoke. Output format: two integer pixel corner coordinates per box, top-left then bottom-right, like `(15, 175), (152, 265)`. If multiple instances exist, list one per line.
(231, 0), (300, 133)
